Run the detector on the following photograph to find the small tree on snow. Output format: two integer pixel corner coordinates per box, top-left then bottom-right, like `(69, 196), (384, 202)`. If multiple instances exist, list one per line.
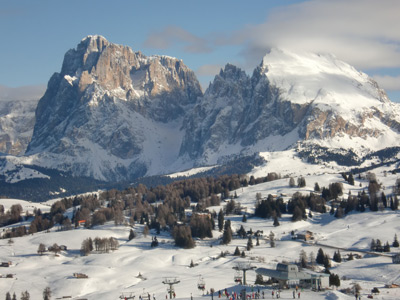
(128, 229), (136, 241)
(273, 216), (280, 227)
(269, 231), (275, 248)
(43, 287), (51, 300)
(247, 236), (253, 251)
(21, 291), (30, 300)
(393, 234), (399, 247)
(37, 243), (46, 255)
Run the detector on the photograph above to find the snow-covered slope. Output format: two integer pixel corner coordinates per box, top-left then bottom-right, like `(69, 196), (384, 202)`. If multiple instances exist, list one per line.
(1, 167), (400, 299)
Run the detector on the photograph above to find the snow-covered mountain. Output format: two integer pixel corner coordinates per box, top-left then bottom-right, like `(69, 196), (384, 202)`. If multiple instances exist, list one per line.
(25, 35), (202, 181)
(180, 49), (400, 165)
(0, 98), (38, 155)
(2, 38), (400, 184)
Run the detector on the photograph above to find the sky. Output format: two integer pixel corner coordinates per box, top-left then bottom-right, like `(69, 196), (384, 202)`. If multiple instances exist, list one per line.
(0, 0), (399, 102)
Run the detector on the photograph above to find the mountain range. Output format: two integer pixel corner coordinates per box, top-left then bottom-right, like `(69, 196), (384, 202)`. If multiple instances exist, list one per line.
(1, 35), (399, 195)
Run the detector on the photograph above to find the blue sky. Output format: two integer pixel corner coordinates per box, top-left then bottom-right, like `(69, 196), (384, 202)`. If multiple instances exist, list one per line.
(1, 0), (399, 102)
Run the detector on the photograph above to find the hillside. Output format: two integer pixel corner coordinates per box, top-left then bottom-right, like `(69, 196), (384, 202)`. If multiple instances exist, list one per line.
(1, 163), (400, 299)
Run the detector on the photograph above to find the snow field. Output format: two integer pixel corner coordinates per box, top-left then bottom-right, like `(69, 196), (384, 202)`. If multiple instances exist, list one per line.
(1, 164), (400, 299)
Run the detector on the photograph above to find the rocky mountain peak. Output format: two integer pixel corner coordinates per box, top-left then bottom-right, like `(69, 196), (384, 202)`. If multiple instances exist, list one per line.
(15, 40), (400, 182)
(25, 36), (203, 181)
(180, 48), (400, 165)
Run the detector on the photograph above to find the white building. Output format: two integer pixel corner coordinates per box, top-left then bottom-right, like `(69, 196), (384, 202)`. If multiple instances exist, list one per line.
(256, 263), (329, 290)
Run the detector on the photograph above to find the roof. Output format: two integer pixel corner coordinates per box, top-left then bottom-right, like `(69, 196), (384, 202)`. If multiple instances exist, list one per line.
(256, 264), (329, 281)
(256, 267), (311, 280)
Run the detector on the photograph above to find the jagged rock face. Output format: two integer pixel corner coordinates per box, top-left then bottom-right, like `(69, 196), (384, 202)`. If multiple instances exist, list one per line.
(19, 40), (400, 181)
(0, 99), (37, 155)
(26, 35), (202, 181)
(180, 49), (400, 164)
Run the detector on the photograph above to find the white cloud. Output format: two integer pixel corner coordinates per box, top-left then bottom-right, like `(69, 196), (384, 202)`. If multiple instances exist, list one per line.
(230, 0), (400, 73)
(373, 75), (400, 91)
(144, 25), (212, 53)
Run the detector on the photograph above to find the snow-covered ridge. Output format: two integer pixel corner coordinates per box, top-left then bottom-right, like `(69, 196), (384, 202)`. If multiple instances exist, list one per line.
(261, 48), (389, 115)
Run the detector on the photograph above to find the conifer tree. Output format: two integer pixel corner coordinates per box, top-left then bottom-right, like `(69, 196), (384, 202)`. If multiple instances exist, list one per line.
(234, 246), (241, 256)
(273, 216), (280, 227)
(370, 239), (376, 251)
(255, 274), (264, 285)
(247, 236), (253, 250)
(218, 209), (224, 232)
(334, 207), (344, 218)
(376, 239), (383, 252)
(329, 273), (340, 287)
(43, 287), (51, 300)
(6, 292), (11, 300)
(323, 254), (331, 269)
(12, 293), (17, 300)
(393, 234), (399, 247)
(333, 250), (342, 263)
(242, 214), (247, 223)
(316, 248), (325, 264)
(384, 241), (391, 252)
(381, 192), (387, 208)
(348, 173), (355, 186)
(394, 196), (399, 210)
(128, 229), (136, 241)
(222, 220), (232, 244)
(291, 205), (301, 221)
(173, 225), (195, 249)
(21, 291), (30, 300)
(297, 176), (306, 187)
(237, 225), (246, 238)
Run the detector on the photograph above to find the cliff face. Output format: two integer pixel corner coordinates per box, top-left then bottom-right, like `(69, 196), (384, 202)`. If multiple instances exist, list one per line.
(26, 35), (202, 181)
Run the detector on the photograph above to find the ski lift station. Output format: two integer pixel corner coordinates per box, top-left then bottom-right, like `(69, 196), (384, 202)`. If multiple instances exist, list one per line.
(255, 263), (329, 290)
